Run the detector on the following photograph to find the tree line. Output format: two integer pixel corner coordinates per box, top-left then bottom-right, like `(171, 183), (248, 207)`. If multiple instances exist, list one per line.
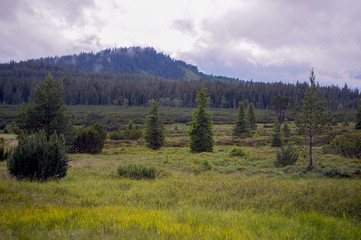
(0, 61), (360, 110)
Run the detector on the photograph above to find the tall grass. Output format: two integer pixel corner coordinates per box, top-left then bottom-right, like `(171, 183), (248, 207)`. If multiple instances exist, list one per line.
(1, 205), (360, 239)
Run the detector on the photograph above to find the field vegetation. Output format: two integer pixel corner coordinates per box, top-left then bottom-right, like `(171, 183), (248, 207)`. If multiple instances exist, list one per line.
(1, 115), (361, 239)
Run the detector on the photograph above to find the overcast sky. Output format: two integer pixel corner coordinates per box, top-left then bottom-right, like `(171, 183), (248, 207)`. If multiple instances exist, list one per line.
(1, 0), (361, 88)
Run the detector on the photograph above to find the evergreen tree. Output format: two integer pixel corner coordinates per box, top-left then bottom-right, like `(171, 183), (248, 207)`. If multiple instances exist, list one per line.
(7, 131), (69, 180)
(247, 103), (257, 131)
(189, 84), (214, 153)
(282, 118), (291, 137)
(271, 121), (283, 147)
(144, 100), (165, 150)
(232, 101), (249, 139)
(356, 101), (361, 129)
(271, 96), (292, 124)
(15, 73), (72, 138)
(295, 69), (328, 170)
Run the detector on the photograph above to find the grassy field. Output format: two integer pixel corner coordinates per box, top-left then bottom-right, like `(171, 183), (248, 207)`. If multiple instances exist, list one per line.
(1, 121), (361, 239)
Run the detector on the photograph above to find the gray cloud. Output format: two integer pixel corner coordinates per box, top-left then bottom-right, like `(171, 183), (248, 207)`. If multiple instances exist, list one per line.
(172, 19), (196, 36)
(0, 0), (102, 62)
(180, 0), (361, 87)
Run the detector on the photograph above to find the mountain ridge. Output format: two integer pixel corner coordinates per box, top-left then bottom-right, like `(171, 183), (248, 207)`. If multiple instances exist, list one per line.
(32, 47), (240, 82)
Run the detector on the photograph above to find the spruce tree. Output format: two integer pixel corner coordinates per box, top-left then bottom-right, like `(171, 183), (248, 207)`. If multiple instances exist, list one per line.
(232, 101), (249, 139)
(271, 121), (283, 147)
(189, 84), (214, 153)
(144, 100), (165, 150)
(295, 69), (328, 170)
(356, 102), (361, 129)
(247, 103), (257, 131)
(282, 118), (291, 137)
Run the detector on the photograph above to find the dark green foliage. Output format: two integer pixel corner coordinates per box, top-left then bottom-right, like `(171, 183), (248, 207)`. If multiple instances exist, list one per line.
(117, 164), (156, 179)
(7, 131), (69, 180)
(144, 101), (165, 150)
(189, 85), (214, 153)
(271, 121), (283, 147)
(70, 122), (106, 154)
(247, 103), (257, 131)
(110, 121), (143, 140)
(356, 103), (361, 129)
(232, 102), (249, 139)
(339, 135), (361, 159)
(295, 69), (328, 170)
(1, 61), (360, 110)
(274, 145), (299, 167)
(282, 119), (291, 137)
(271, 96), (293, 124)
(228, 147), (247, 158)
(0, 145), (10, 162)
(14, 73), (72, 138)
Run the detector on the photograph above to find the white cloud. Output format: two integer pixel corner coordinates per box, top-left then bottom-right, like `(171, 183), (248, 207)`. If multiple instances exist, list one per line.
(0, 0), (360, 87)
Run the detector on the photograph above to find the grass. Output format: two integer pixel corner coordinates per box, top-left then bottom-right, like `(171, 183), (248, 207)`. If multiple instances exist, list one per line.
(1, 122), (361, 239)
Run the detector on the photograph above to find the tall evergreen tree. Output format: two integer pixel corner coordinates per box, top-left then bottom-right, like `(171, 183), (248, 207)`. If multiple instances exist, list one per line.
(144, 100), (165, 150)
(271, 121), (283, 147)
(356, 101), (361, 129)
(232, 101), (249, 139)
(189, 84), (214, 153)
(15, 73), (72, 138)
(295, 69), (328, 170)
(247, 103), (257, 131)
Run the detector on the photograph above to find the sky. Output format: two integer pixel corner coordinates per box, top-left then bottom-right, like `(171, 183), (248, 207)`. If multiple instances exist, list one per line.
(1, 0), (361, 88)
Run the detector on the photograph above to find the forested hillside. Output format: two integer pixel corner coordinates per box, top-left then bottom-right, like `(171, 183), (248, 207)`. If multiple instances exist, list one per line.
(0, 61), (359, 110)
(38, 47), (204, 81)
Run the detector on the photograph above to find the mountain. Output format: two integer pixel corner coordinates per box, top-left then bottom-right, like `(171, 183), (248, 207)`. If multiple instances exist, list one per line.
(34, 47), (208, 81)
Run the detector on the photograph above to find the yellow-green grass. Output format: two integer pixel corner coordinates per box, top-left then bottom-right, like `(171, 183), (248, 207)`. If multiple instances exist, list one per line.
(1, 123), (361, 239)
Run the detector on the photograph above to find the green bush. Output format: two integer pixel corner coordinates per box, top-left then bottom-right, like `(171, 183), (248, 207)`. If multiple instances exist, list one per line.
(110, 120), (143, 140)
(339, 135), (361, 159)
(7, 131), (69, 180)
(228, 147), (248, 158)
(70, 122), (106, 154)
(117, 164), (156, 179)
(274, 145), (299, 167)
(0, 145), (8, 162)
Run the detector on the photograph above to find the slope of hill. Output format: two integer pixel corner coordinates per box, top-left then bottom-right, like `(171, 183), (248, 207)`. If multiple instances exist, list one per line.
(36, 47), (206, 81)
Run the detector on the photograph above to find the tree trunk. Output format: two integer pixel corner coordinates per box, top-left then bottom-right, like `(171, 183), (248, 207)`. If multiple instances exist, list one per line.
(307, 135), (313, 170)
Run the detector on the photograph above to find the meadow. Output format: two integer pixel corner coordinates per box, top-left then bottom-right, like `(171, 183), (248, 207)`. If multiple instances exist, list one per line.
(1, 106), (361, 239)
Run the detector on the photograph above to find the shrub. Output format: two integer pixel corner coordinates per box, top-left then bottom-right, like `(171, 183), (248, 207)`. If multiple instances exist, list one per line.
(339, 135), (361, 159)
(274, 145), (299, 167)
(228, 146), (248, 158)
(117, 164), (156, 179)
(0, 145), (7, 161)
(109, 121), (143, 141)
(7, 131), (69, 180)
(70, 122), (106, 154)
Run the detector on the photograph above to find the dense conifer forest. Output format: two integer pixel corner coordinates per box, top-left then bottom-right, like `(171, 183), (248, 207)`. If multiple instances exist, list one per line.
(0, 58), (359, 110)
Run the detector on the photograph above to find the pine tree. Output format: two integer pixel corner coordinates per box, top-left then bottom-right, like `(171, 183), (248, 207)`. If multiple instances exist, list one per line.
(144, 100), (165, 150)
(15, 73), (72, 138)
(232, 101), (249, 139)
(295, 69), (328, 170)
(356, 101), (361, 129)
(282, 118), (291, 137)
(271, 121), (283, 147)
(247, 103), (257, 131)
(189, 84), (214, 153)
(7, 131), (69, 180)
